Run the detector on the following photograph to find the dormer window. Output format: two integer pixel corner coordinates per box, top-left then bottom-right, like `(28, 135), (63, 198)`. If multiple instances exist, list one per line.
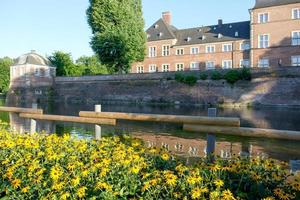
(218, 33), (223, 39)
(229, 25), (233, 28)
(147, 34), (150, 39)
(235, 31), (239, 37)
(213, 27), (217, 30)
(202, 35), (206, 40)
(154, 24), (159, 29)
(157, 32), (163, 37)
(186, 37), (192, 42)
(198, 29), (202, 32)
(258, 13), (269, 23)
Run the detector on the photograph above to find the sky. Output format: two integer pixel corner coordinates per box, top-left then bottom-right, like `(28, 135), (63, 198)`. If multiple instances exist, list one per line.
(0, 0), (255, 60)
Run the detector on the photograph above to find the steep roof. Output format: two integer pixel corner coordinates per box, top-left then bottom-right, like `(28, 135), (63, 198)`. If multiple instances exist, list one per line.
(146, 19), (250, 46)
(253, 0), (300, 9)
(174, 21), (250, 46)
(146, 19), (177, 41)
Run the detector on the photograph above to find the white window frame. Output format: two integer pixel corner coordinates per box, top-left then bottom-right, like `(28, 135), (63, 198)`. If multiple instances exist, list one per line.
(136, 66), (144, 73)
(258, 34), (270, 48)
(190, 47), (199, 54)
(291, 56), (300, 66)
(162, 64), (170, 72)
(176, 63), (184, 71)
(149, 64), (157, 73)
(240, 59), (250, 68)
(34, 68), (41, 77)
(206, 61), (215, 70)
(258, 58), (269, 68)
(162, 45), (170, 56)
(176, 48), (184, 55)
(206, 45), (215, 53)
(258, 13), (269, 23)
(190, 62), (199, 70)
(292, 8), (300, 19)
(292, 31), (300, 46)
(148, 46), (157, 57)
(222, 44), (232, 52)
(240, 42), (250, 50)
(222, 60), (233, 69)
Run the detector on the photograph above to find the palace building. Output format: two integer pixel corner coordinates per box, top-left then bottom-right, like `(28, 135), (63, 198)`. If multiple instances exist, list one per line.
(131, 0), (300, 73)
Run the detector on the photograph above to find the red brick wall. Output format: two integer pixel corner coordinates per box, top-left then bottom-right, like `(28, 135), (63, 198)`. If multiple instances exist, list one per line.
(251, 3), (300, 67)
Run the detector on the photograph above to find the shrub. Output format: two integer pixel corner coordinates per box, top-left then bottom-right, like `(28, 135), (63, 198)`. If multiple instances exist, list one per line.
(240, 67), (252, 81)
(0, 123), (299, 199)
(175, 73), (185, 82)
(224, 70), (241, 84)
(175, 73), (198, 86)
(184, 75), (198, 86)
(211, 71), (223, 80)
(199, 73), (208, 80)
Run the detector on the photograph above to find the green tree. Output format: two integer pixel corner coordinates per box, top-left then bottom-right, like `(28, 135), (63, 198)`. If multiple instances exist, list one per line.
(87, 0), (146, 74)
(0, 57), (13, 93)
(76, 55), (108, 75)
(48, 51), (83, 76)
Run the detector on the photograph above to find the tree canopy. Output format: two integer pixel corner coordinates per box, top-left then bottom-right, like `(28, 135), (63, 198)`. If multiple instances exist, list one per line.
(48, 51), (108, 77)
(0, 57), (13, 93)
(87, 0), (146, 74)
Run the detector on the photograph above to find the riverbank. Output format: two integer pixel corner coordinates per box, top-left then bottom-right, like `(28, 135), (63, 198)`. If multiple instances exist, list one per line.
(0, 123), (299, 199)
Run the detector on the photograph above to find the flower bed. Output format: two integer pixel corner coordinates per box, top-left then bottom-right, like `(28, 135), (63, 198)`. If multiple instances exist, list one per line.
(0, 122), (299, 199)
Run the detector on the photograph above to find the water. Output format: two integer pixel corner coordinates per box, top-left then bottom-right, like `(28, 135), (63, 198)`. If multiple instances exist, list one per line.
(1, 98), (300, 170)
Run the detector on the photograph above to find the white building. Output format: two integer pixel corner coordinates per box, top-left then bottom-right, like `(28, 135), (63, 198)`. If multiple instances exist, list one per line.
(10, 50), (56, 88)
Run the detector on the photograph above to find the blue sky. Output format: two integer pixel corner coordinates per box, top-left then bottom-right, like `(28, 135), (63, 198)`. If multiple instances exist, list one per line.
(0, 0), (255, 60)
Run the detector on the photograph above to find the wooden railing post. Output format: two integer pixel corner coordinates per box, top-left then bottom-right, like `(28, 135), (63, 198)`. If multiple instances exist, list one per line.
(95, 105), (102, 140)
(206, 108), (217, 162)
(30, 103), (37, 134)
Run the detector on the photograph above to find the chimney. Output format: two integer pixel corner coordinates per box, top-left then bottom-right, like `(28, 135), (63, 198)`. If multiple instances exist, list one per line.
(218, 19), (223, 27)
(162, 11), (172, 25)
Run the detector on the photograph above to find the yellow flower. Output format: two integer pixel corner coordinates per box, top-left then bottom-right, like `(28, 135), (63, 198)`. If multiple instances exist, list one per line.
(61, 192), (70, 200)
(274, 188), (284, 197)
(214, 179), (224, 188)
(21, 186), (29, 193)
(191, 187), (201, 199)
(164, 173), (177, 187)
(96, 181), (112, 191)
(72, 176), (81, 187)
(77, 186), (87, 198)
(50, 165), (63, 181)
(222, 189), (236, 200)
(130, 166), (141, 174)
(187, 175), (203, 185)
(210, 191), (220, 199)
(161, 153), (170, 161)
(12, 179), (21, 189)
(142, 181), (150, 192)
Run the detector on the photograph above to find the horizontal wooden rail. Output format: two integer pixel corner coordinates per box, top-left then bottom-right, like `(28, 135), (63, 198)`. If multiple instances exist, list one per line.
(19, 113), (116, 126)
(0, 106), (43, 114)
(183, 124), (300, 141)
(79, 111), (240, 127)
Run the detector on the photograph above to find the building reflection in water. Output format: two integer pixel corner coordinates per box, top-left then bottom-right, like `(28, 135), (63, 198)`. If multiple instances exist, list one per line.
(9, 112), (56, 134)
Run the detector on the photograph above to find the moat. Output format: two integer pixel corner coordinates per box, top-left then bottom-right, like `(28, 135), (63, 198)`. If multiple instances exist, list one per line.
(1, 97), (300, 171)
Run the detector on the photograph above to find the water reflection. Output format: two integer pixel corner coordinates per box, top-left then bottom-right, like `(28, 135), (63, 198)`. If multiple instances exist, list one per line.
(0, 99), (300, 172)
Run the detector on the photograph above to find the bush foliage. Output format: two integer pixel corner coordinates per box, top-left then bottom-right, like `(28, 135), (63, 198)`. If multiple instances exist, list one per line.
(175, 73), (198, 86)
(0, 122), (299, 200)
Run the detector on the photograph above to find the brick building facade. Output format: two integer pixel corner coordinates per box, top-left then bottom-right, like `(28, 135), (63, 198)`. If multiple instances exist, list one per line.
(131, 0), (300, 73)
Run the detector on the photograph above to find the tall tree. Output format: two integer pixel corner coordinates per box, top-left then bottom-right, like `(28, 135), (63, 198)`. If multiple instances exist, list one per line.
(48, 51), (83, 76)
(76, 55), (108, 75)
(0, 57), (13, 93)
(87, 0), (146, 74)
